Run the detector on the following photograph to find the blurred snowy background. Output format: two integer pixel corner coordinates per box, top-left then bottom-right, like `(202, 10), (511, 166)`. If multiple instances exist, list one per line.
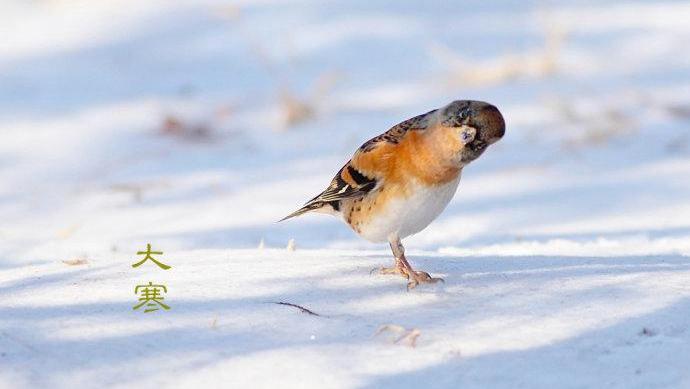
(1, 1), (690, 388)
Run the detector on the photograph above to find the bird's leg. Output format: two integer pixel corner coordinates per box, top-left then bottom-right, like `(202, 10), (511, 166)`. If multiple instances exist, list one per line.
(386, 237), (443, 289)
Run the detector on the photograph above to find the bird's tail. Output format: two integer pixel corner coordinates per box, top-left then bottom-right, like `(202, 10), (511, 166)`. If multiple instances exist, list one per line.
(278, 202), (323, 222)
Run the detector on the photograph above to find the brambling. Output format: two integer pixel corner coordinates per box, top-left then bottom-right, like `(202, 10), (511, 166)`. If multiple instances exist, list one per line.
(281, 100), (505, 288)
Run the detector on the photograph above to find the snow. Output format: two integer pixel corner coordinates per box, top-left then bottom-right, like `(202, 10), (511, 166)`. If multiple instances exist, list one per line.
(1, 0), (690, 388)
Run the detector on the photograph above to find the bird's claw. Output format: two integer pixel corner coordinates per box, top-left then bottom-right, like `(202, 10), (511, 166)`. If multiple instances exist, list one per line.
(374, 265), (407, 277)
(406, 271), (444, 290)
(373, 263), (443, 289)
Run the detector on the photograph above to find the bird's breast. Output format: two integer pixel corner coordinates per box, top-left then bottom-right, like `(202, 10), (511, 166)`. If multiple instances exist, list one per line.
(342, 174), (461, 242)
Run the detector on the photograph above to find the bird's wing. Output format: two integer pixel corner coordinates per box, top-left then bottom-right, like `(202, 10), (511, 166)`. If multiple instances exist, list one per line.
(280, 109), (437, 222)
(312, 162), (378, 203)
(346, 108), (438, 181)
(279, 161), (377, 221)
(317, 108), (438, 200)
(358, 108), (437, 152)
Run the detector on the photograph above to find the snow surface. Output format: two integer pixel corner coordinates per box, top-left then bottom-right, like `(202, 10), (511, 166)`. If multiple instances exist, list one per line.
(2, 1), (690, 388)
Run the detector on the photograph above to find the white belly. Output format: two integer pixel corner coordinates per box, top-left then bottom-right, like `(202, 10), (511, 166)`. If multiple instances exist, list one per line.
(357, 174), (461, 243)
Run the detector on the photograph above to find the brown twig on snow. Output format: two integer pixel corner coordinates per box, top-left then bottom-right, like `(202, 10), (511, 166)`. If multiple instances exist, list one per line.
(271, 301), (323, 317)
(62, 258), (88, 266)
(375, 324), (421, 347)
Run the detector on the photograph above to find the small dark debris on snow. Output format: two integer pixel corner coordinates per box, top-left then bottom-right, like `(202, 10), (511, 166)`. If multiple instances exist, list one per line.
(666, 104), (690, 119)
(159, 114), (213, 141)
(271, 301), (323, 317)
(639, 327), (657, 337)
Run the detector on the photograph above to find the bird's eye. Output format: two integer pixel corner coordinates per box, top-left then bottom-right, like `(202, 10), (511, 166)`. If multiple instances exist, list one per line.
(460, 127), (476, 145)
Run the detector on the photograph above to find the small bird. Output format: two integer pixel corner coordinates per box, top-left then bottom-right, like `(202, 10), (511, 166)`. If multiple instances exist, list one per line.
(281, 100), (505, 288)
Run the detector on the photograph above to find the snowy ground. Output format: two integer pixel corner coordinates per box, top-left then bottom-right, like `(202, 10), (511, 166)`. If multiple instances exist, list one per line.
(2, 1), (690, 388)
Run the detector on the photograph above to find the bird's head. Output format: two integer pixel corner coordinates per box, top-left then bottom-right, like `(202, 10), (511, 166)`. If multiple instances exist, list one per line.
(438, 100), (505, 165)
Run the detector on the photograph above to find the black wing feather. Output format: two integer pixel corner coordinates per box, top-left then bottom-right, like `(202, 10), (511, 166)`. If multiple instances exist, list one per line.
(279, 163), (376, 222)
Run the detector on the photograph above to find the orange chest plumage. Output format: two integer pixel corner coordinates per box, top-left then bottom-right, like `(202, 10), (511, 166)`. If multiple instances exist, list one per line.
(352, 128), (462, 187)
(341, 130), (463, 242)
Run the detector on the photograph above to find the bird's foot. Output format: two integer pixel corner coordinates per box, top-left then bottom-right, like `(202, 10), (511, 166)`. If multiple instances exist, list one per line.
(371, 258), (443, 289)
(372, 258), (408, 278)
(375, 264), (408, 278)
(407, 271), (444, 290)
